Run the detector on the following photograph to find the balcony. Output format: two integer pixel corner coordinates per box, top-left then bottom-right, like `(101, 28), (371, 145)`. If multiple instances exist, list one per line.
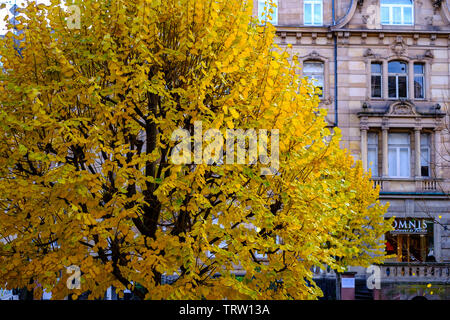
(378, 262), (450, 283)
(371, 177), (446, 193)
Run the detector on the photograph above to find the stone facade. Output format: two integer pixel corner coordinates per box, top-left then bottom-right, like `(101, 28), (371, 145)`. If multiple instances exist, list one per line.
(254, 0), (450, 299)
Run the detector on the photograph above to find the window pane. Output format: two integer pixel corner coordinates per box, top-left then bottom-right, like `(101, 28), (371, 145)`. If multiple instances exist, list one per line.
(393, 7), (402, 24)
(371, 63), (382, 74)
(414, 76), (424, 99)
(421, 147), (429, 177)
(403, 6), (413, 24)
(420, 147), (429, 167)
(314, 3), (322, 24)
(381, 0), (412, 4)
(312, 74), (324, 87)
(371, 75), (382, 98)
(399, 148), (410, 177)
(258, 0), (265, 20)
(381, 7), (390, 24)
(420, 133), (430, 146)
(389, 133), (409, 145)
(388, 148), (397, 176)
(368, 133), (378, 145)
(388, 76), (397, 98)
(368, 147), (378, 176)
(304, 3), (312, 24)
(414, 63), (424, 74)
(303, 62), (323, 73)
(258, 0), (277, 24)
(398, 76), (407, 98)
(388, 61), (407, 73)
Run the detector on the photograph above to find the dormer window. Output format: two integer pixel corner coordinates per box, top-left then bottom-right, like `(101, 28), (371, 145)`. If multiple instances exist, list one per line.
(381, 0), (414, 25)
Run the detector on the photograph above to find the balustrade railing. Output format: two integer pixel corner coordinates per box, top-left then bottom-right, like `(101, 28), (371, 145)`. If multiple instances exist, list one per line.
(378, 263), (450, 282)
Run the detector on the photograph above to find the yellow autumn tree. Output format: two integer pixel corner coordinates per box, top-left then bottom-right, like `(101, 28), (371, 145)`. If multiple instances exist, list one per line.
(0, 0), (392, 300)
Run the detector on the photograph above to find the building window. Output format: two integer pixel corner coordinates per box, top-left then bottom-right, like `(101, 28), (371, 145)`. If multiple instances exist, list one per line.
(388, 133), (410, 177)
(420, 133), (430, 177)
(304, 0), (323, 26)
(303, 61), (324, 97)
(385, 218), (434, 262)
(368, 132), (379, 176)
(371, 62), (383, 98)
(258, 0), (278, 25)
(414, 62), (425, 99)
(388, 61), (408, 99)
(380, 0), (414, 25)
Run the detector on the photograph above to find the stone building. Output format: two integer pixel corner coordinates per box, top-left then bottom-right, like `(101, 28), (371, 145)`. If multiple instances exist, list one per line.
(253, 0), (450, 299)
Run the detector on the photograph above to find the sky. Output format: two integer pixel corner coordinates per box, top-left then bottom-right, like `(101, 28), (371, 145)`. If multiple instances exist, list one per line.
(0, 0), (52, 35)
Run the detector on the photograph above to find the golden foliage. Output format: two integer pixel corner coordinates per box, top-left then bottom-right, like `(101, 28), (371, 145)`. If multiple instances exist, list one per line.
(0, 0), (391, 299)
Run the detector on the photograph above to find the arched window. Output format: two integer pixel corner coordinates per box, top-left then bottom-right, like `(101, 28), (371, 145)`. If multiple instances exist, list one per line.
(303, 61), (324, 97)
(257, 0), (278, 25)
(381, 0), (414, 25)
(388, 61), (408, 99)
(304, 0), (323, 26)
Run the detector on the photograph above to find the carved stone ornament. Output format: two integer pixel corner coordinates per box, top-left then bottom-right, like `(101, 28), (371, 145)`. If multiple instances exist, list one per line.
(391, 36), (407, 56)
(417, 49), (434, 60)
(307, 50), (320, 59)
(363, 48), (382, 59)
(388, 101), (417, 116)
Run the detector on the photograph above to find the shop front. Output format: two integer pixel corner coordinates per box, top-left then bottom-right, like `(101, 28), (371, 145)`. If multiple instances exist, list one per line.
(385, 218), (435, 263)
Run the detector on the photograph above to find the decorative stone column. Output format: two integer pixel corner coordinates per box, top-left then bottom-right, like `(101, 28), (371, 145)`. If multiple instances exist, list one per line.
(382, 125), (389, 177)
(409, 62), (415, 99)
(382, 61), (388, 99)
(415, 127), (421, 178)
(434, 126), (442, 179)
(361, 124), (369, 172)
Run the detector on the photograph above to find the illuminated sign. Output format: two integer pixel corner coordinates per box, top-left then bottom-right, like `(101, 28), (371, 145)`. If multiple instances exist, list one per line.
(391, 218), (431, 234)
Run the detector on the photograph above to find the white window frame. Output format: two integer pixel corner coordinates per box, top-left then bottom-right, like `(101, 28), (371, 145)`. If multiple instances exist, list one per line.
(371, 62), (383, 99)
(258, 0), (278, 25)
(388, 133), (411, 178)
(388, 61), (408, 99)
(304, 0), (323, 26)
(303, 60), (324, 97)
(420, 133), (431, 177)
(368, 132), (379, 177)
(414, 62), (425, 100)
(380, 0), (414, 25)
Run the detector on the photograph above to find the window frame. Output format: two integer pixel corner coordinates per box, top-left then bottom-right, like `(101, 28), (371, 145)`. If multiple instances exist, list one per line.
(388, 132), (411, 178)
(368, 132), (379, 177)
(304, 0), (323, 26)
(303, 60), (325, 98)
(380, 0), (414, 26)
(388, 61), (408, 99)
(414, 62), (425, 100)
(257, 0), (278, 25)
(371, 62), (383, 99)
(420, 133), (431, 177)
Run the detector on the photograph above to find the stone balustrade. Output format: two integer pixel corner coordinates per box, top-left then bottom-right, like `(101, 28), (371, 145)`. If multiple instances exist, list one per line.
(370, 178), (444, 192)
(378, 263), (450, 283)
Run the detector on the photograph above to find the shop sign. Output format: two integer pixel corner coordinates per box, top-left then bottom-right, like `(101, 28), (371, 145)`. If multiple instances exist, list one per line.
(391, 218), (430, 234)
